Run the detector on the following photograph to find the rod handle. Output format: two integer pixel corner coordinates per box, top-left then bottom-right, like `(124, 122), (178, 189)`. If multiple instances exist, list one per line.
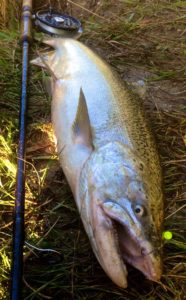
(21, 0), (33, 43)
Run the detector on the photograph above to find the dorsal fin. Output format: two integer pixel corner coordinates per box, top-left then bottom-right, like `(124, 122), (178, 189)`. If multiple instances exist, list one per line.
(72, 88), (94, 150)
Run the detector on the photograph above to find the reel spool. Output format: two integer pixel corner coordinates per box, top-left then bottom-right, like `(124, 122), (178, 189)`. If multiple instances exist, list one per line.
(34, 10), (83, 38)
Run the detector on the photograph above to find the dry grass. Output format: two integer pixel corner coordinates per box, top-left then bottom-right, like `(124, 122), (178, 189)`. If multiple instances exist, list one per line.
(0, 0), (21, 29)
(0, 0), (186, 299)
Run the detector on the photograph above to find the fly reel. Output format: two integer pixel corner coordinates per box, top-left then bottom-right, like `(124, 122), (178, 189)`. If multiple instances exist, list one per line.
(34, 9), (83, 38)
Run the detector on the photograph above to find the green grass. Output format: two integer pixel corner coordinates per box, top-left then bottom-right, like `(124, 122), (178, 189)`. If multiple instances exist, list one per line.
(0, 1), (186, 299)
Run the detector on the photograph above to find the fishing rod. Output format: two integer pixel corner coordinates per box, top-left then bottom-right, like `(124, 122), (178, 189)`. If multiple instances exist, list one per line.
(10, 1), (82, 298)
(10, 1), (33, 299)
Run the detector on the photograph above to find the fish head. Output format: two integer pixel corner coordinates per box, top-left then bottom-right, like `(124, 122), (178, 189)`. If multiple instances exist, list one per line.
(80, 141), (163, 287)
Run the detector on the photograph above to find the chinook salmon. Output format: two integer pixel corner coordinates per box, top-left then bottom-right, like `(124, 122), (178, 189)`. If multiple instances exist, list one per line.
(31, 38), (164, 288)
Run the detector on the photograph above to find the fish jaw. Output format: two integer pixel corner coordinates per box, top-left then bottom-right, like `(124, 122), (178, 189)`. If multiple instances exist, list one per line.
(102, 200), (162, 282)
(90, 197), (128, 288)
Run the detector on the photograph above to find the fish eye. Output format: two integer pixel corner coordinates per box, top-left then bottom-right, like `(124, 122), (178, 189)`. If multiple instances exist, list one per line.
(134, 204), (145, 217)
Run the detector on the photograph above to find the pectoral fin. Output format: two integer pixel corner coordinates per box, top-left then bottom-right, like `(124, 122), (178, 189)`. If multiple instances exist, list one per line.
(72, 88), (94, 151)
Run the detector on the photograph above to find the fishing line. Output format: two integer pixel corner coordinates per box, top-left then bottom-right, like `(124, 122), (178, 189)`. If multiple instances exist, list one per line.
(1, 231), (60, 255)
(25, 241), (61, 255)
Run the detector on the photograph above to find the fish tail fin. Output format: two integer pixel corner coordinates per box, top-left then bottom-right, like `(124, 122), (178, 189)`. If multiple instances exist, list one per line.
(30, 50), (57, 80)
(42, 38), (57, 48)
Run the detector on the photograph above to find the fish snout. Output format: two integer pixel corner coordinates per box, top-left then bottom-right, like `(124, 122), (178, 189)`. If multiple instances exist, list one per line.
(138, 242), (162, 282)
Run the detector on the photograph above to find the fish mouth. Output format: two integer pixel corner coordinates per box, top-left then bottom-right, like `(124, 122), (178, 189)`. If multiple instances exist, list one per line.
(115, 222), (162, 282)
(102, 200), (162, 282)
